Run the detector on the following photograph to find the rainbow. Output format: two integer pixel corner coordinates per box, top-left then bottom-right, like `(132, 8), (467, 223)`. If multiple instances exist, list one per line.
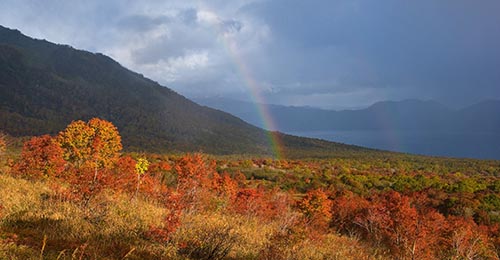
(200, 10), (284, 159)
(222, 39), (284, 159)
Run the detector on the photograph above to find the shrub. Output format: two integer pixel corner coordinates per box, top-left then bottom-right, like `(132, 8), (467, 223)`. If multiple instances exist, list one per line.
(12, 135), (65, 179)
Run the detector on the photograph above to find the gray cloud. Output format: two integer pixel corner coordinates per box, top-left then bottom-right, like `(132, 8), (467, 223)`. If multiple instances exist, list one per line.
(241, 0), (500, 107)
(0, 0), (499, 109)
(116, 15), (171, 32)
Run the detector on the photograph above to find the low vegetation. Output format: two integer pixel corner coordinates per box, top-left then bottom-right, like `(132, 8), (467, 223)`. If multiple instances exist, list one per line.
(0, 119), (499, 259)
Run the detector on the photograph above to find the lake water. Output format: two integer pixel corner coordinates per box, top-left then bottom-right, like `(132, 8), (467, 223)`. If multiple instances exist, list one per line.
(288, 130), (500, 160)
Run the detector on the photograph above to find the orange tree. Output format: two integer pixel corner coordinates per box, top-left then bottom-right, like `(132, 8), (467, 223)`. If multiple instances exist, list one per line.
(297, 189), (333, 231)
(55, 118), (122, 203)
(57, 118), (122, 172)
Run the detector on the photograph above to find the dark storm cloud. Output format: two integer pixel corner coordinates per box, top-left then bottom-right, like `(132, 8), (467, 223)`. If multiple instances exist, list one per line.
(241, 0), (500, 107)
(0, 0), (499, 108)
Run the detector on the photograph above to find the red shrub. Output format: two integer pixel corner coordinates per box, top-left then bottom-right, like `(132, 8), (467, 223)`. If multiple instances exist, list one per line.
(12, 135), (65, 179)
(231, 188), (265, 216)
(147, 191), (183, 242)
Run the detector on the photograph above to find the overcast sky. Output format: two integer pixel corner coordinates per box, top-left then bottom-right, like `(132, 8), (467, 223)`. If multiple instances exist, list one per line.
(1, 0), (499, 109)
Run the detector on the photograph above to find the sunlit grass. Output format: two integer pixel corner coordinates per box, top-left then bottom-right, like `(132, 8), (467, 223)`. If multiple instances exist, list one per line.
(0, 171), (391, 259)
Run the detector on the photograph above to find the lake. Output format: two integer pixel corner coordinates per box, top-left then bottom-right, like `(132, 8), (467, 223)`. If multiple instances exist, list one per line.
(289, 130), (500, 160)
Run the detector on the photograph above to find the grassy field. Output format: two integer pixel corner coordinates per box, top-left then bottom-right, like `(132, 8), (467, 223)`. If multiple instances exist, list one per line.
(0, 171), (386, 259)
(1, 125), (500, 259)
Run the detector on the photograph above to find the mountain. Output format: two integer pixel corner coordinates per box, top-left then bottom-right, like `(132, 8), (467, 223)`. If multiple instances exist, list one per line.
(193, 97), (334, 131)
(358, 100), (454, 131)
(458, 100), (500, 132)
(0, 25), (368, 156)
(194, 97), (500, 133)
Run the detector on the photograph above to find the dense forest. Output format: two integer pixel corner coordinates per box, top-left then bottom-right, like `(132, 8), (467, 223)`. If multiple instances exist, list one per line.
(1, 119), (499, 259)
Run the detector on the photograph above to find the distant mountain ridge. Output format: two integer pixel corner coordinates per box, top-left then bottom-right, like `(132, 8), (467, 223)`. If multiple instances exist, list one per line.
(0, 25), (368, 156)
(194, 97), (500, 132)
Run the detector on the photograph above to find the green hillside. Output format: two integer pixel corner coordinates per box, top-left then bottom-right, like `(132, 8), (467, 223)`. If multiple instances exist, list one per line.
(0, 25), (369, 156)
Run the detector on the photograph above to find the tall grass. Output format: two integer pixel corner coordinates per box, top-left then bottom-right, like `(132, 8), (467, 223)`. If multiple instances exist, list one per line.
(0, 171), (387, 259)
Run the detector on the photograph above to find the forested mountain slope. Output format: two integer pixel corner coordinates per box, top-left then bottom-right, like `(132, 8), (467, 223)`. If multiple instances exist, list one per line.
(0, 25), (365, 156)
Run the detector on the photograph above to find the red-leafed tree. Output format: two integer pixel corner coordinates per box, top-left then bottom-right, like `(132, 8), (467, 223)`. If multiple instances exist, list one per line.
(350, 191), (448, 259)
(212, 172), (238, 200)
(12, 135), (65, 179)
(231, 187), (266, 217)
(175, 153), (214, 190)
(113, 155), (139, 193)
(230, 186), (292, 221)
(330, 191), (370, 236)
(297, 189), (332, 231)
(264, 188), (295, 222)
(142, 160), (171, 200)
(174, 153), (216, 211)
(445, 216), (497, 260)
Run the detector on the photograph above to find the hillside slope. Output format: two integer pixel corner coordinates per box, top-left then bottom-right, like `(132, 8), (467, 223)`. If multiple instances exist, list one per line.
(0, 25), (365, 156)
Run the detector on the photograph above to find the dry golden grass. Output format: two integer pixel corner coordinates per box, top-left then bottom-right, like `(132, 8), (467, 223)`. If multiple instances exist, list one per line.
(0, 173), (171, 259)
(171, 212), (276, 259)
(290, 234), (389, 260)
(168, 211), (389, 260)
(0, 172), (389, 259)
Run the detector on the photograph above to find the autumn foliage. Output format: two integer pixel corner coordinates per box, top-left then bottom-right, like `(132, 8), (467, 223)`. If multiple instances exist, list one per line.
(4, 118), (500, 259)
(330, 191), (498, 259)
(298, 189), (332, 230)
(12, 135), (65, 179)
(57, 118), (122, 169)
